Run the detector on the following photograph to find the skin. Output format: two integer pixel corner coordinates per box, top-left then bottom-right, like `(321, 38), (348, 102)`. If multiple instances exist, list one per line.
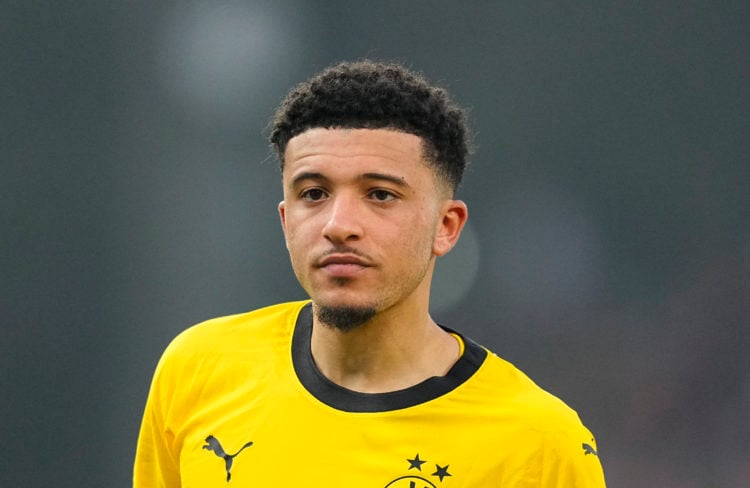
(279, 128), (468, 393)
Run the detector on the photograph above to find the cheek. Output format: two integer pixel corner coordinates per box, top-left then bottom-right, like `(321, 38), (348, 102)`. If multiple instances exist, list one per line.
(398, 216), (439, 257)
(283, 219), (317, 264)
(285, 228), (304, 255)
(285, 237), (307, 279)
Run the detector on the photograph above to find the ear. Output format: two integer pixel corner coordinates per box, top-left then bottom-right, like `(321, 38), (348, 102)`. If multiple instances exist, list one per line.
(278, 201), (289, 248)
(433, 199), (468, 257)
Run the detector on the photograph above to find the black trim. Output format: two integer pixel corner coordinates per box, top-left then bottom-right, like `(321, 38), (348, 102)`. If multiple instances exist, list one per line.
(292, 303), (488, 412)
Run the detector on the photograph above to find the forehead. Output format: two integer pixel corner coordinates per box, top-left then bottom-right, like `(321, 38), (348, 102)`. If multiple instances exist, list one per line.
(283, 128), (428, 174)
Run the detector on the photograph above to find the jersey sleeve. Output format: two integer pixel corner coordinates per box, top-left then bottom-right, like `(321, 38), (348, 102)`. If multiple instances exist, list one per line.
(133, 347), (182, 488)
(538, 424), (606, 488)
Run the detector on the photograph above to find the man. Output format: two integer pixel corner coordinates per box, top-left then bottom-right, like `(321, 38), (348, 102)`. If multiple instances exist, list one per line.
(134, 60), (606, 487)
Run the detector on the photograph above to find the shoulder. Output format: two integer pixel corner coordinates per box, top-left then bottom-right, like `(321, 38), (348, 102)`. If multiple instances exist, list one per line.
(169, 300), (307, 347)
(466, 346), (591, 436)
(465, 347), (606, 485)
(156, 300), (309, 372)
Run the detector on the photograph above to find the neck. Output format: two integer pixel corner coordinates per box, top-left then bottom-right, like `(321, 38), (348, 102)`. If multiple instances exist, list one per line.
(310, 304), (460, 393)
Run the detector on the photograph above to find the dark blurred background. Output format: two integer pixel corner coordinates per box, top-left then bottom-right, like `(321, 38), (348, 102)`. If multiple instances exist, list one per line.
(2, 1), (748, 486)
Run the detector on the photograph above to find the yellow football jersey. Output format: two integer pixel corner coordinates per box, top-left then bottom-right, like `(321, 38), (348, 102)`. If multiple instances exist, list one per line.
(134, 301), (605, 487)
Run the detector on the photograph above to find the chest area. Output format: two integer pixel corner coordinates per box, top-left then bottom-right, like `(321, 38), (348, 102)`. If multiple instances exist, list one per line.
(175, 395), (533, 488)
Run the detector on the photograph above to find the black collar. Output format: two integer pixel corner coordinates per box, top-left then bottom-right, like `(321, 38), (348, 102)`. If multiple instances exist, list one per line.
(291, 303), (488, 412)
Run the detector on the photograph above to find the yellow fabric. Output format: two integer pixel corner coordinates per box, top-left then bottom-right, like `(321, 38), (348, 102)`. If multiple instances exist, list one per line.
(449, 331), (465, 356)
(134, 301), (605, 487)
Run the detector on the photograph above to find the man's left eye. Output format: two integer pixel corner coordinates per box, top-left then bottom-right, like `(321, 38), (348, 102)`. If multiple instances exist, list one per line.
(370, 190), (396, 201)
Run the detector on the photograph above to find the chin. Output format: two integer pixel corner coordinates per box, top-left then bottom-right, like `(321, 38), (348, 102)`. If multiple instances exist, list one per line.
(311, 296), (379, 332)
(311, 287), (375, 309)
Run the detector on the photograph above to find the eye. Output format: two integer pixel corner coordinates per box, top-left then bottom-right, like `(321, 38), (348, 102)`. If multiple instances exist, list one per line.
(300, 188), (328, 202)
(369, 189), (397, 202)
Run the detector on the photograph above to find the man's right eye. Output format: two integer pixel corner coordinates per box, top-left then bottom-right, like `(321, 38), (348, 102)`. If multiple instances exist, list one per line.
(300, 188), (327, 201)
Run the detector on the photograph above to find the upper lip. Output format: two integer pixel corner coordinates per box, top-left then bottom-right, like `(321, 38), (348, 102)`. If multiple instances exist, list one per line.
(316, 253), (372, 267)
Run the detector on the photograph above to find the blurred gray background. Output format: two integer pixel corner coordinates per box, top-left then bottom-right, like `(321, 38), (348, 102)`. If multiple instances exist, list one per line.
(2, 1), (748, 486)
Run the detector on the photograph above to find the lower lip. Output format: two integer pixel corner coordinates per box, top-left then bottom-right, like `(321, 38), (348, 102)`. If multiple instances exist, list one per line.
(320, 263), (368, 277)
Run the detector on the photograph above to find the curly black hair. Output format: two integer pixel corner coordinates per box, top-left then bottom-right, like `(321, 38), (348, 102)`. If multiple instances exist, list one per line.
(269, 60), (471, 192)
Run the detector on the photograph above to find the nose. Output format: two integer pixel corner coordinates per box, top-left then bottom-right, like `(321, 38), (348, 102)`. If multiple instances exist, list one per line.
(322, 193), (363, 243)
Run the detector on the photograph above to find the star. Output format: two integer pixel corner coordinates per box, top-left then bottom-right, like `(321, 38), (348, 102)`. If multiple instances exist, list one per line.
(407, 454), (426, 471)
(432, 464), (452, 482)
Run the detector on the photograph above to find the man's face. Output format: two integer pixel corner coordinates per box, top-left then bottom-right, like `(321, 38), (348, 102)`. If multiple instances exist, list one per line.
(278, 128), (466, 322)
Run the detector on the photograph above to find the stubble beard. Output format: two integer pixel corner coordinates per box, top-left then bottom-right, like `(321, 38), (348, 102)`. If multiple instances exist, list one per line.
(308, 231), (436, 333)
(316, 304), (377, 332)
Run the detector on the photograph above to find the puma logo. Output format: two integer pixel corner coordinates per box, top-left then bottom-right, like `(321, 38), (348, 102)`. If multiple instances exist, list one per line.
(202, 435), (254, 482)
(582, 442), (598, 457)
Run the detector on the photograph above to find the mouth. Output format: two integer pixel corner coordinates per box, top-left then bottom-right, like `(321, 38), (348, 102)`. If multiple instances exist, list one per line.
(315, 253), (373, 278)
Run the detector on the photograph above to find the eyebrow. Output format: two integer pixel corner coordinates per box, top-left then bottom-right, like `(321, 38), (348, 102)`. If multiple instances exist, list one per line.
(289, 171), (326, 188)
(289, 171), (411, 188)
(361, 172), (410, 188)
